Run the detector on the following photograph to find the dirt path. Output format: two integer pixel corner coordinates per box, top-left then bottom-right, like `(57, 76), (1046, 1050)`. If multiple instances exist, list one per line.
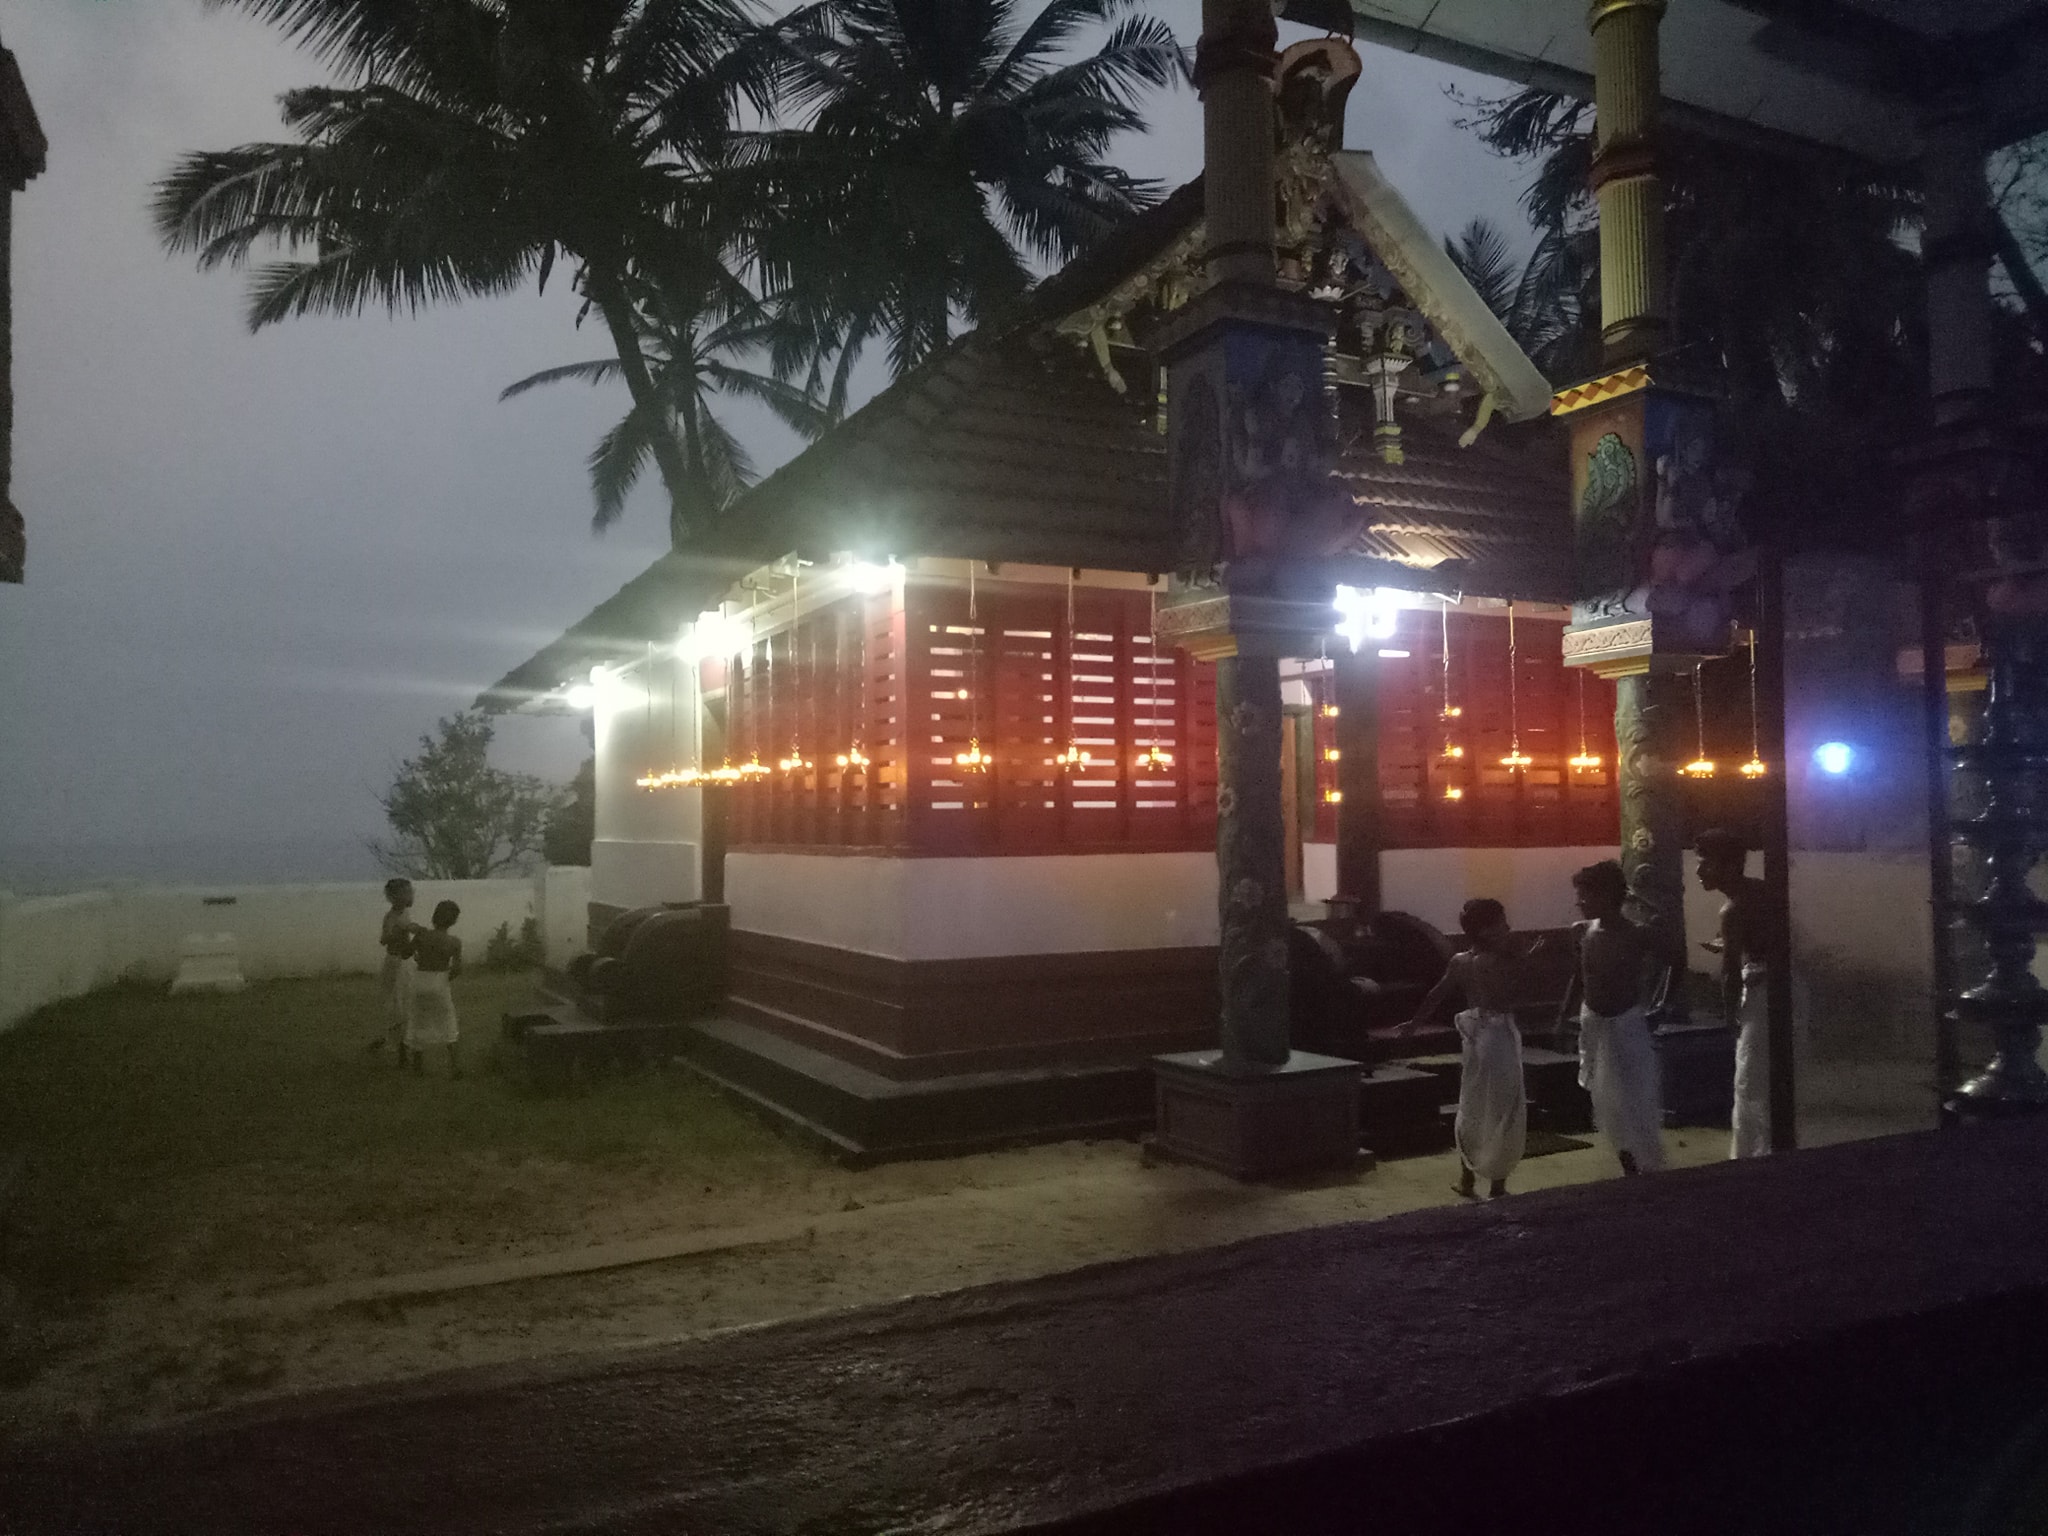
(5, 1127), (1755, 1437)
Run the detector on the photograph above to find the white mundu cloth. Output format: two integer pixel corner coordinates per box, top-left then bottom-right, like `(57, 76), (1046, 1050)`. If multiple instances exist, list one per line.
(1578, 1003), (1665, 1171)
(1731, 962), (1770, 1159)
(406, 969), (460, 1049)
(1455, 1008), (1527, 1183)
(379, 953), (413, 1034)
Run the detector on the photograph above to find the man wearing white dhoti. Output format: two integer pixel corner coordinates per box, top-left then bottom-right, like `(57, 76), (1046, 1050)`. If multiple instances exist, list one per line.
(1562, 860), (1666, 1175)
(1696, 830), (1772, 1158)
(405, 899), (464, 1079)
(1398, 898), (1531, 1199)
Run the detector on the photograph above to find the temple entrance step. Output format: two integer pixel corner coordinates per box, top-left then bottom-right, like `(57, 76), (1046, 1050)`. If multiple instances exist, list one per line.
(678, 1016), (1156, 1167)
(499, 1004), (701, 1086)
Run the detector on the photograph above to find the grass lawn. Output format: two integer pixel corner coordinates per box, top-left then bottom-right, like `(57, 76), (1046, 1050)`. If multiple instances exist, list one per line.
(0, 972), (823, 1404)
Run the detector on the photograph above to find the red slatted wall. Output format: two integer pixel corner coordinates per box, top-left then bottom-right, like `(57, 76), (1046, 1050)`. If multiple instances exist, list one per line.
(725, 580), (1218, 854)
(1310, 609), (1619, 849)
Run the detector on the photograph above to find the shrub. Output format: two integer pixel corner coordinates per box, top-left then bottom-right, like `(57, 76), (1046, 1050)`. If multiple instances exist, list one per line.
(482, 917), (545, 972)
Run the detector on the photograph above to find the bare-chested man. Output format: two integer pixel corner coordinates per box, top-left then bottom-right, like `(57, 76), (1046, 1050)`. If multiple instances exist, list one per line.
(1559, 860), (1665, 1175)
(1696, 829), (1770, 1158)
(1401, 898), (1531, 1199)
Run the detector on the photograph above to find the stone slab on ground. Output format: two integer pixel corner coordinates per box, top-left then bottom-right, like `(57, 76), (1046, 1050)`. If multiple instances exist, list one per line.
(8, 1123), (2048, 1534)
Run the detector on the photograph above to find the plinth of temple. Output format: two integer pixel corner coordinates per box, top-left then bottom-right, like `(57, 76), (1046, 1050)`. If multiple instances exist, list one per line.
(1149, 1048), (1365, 1179)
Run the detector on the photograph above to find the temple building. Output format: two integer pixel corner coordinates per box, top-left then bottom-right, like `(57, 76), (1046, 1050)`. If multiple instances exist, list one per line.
(489, 115), (1620, 1159)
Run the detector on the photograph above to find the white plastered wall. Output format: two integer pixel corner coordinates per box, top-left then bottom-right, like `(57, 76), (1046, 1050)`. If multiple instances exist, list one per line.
(592, 649), (702, 910)
(0, 870), (591, 1032)
(726, 852), (1219, 962)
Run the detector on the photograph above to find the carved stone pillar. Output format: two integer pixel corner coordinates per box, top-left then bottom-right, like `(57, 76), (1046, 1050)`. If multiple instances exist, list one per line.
(1215, 653), (1291, 1067)
(1614, 670), (1688, 965)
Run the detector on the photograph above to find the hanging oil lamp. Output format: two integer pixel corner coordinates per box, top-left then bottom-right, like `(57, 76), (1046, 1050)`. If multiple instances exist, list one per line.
(1739, 630), (1768, 778)
(955, 562), (992, 774)
(1053, 568), (1090, 773)
(1680, 662), (1717, 778)
(1499, 603), (1533, 772)
(1439, 598), (1466, 763)
(1132, 584), (1174, 772)
(779, 564), (812, 777)
(1569, 670), (1604, 772)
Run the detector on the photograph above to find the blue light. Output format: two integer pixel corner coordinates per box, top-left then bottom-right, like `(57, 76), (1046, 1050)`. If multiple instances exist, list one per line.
(1814, 741), (1855, 776)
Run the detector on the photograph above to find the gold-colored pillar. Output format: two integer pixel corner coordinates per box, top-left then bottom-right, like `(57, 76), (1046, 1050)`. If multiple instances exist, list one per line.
(1589, 0), (1666, 365)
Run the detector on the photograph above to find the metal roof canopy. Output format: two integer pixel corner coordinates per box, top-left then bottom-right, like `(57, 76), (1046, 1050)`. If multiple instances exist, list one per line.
(1347, 0), (2048, 161)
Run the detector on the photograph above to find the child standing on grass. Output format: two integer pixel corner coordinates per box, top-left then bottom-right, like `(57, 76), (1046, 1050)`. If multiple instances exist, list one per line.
(1399, 898), (1531, 1200)
(372, 878), (416, 1062)
(405, 900), (463, 1079)
(1560, 859), (1666, 1176)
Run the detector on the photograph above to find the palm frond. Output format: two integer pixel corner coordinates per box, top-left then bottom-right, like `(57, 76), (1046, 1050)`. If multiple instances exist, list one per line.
(498, 358), (625, 401)
(1444, 218), (1519, 321)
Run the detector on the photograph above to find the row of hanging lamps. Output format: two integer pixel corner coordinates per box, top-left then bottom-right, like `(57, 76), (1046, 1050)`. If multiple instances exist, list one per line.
(955, 562), (992, 774)
(1054, 567), (1090, 773)
(1499, 602), (1534, 772)
(1134, 583), (1174, 773)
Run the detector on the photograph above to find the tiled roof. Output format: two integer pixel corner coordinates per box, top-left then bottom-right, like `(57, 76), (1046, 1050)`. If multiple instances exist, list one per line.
(485, 176), (1571, 705)
(732, 335), (1174, 571)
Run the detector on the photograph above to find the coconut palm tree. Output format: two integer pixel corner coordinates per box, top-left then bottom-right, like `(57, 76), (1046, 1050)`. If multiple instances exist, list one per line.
(501, 279), (828, 529)
(750, 0), (1185, 412)
(154, 0), (797, 548)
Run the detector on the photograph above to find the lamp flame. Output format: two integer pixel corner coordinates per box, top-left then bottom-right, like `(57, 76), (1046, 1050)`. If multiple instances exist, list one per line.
(1569, 752), (1604, 771)
(1133, 745), (1174, 772)
(1053, 743), (1091, 772)
(1740, 756), (1768, 778)
(1681, 757), (1718, 779)
(955, 739), (993, 773)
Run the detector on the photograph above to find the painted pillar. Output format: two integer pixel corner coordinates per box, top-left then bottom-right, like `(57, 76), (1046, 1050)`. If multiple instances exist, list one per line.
(1910, 98), (2048, 1118)
(1147, 1), (1363, 1176)
(1561, 0), (1716, 994)
(1589, 0), (1667, 365)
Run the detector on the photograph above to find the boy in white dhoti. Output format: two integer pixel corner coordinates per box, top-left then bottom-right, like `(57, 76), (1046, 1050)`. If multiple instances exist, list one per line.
(1561, 860), (1665, 1176)
(405, 900), (464, 1079)
(1695, 829), (1771, 1158)
(1398, 898), (1530, 1199)
(371, 878), (416, 1063)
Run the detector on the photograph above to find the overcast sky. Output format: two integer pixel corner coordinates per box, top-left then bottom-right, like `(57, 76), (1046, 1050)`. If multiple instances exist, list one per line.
(0, 1), (1533, 889)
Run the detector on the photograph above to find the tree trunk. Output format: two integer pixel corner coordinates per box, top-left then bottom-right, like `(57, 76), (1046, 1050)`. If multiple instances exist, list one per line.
(587, 267), (697, 550)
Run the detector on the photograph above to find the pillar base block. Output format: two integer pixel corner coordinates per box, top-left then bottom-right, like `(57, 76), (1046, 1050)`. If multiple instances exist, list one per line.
(1150, 1049), (1366, 1180)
